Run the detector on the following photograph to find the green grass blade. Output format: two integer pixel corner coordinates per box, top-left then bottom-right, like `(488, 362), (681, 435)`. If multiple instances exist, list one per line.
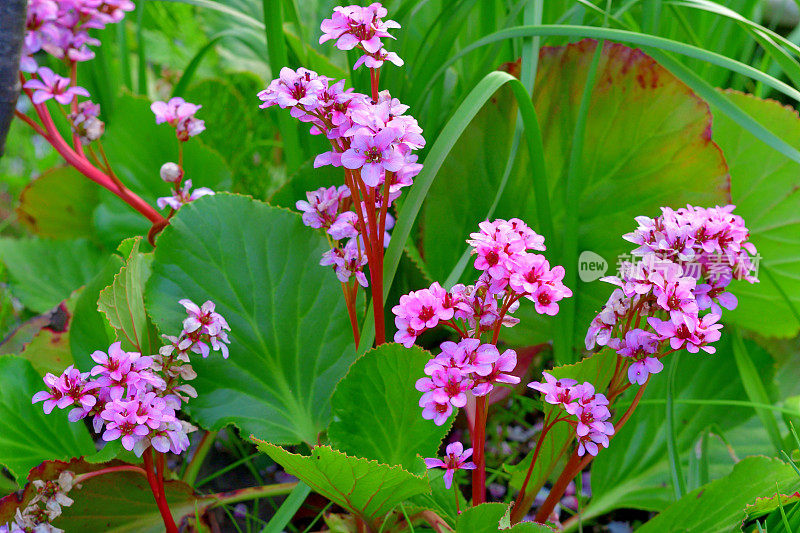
(158, 0), (265, 30)
(172, 31), (242, 97)
(136, 0), (147, 95)
(363, 71), (551, 349)
(117, 20), (132, 91)
(777, 482), (792, 532)
(642, 0), (662, 33)
(666, 353), (687, 499)
(263, 0), (303, 173)
(260, 481), (311, 533)
(731, 328), (784, 453)
(555, 39), (603, 365)
(419, 25), (800, 106)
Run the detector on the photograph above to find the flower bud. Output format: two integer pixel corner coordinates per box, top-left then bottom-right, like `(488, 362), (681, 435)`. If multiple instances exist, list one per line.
(160, 162), (182, 183)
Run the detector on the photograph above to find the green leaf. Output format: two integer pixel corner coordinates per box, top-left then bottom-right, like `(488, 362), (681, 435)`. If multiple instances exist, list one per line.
(455, 503), (553, 532)
(0, 357), (94, 484)
(257, 443), (429, 529)
(329, 343), (452, 473)
(98, 237), (155, 355)
(709, 91), (800, 337)
(405, 468), (465, 526)
(0, 458), (216, 532)
(145, 193), (357, 445)
(0, 238), (106, 313)
(507, 349), (616, 504)
(70, 254), (125, 370)
(530, 40), (727, 353)
(17, 293), (78, 376)
(456, 503), (507, 533)
(638, 456), (800, 533)
(746, 491), (800, 520)
(16, 167), (98, 240)
(585, 336), (774, 519)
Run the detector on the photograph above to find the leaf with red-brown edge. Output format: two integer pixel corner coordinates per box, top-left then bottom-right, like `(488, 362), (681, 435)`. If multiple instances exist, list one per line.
(745, 491), (800, 520)
(0, 458), (216, 532)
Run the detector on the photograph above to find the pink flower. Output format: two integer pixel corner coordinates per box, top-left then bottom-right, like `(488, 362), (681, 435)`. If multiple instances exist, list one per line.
(32, 372), (65, 414)
(577, 430), (610, 457)
(151, 97), (201, 125)
(295, 185), (349, 229)
(685, 314), (723, 354)
(419, 392), (453, 426)
(320, 238), (368, 287)
(616, 329), (660, 359)
(424, 442), (476, 489)
(23, 67), (89, 105)
(157, 179), (215, 211)
(179, 299), (232, 358)
(528, 372), (578, 408)
(151, 97), (200, 125)
(341, 128), (404, 187)
(648, 315), (701, 351)
(627, 357), (663, 385)
(392, 282), (454, 332)
(258, 67), (328, 111)
(416, 367), (472, 408)
(472, 349), (520, 396)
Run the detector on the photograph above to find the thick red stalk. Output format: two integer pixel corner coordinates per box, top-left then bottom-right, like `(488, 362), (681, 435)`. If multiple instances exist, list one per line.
(471, 395), (487, 505)
(342, 281), (361, 348)
(355, 177), (385, 345)
(143, 449), (178, 533)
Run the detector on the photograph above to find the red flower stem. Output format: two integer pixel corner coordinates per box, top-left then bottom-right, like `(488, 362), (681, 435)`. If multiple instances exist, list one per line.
(68, 60), (85, 157)
(156, 452), (169, 510)
(13, 110), (48, 138)
(355, 176), (385, 345)
(471, 395), (487, 505)
(369, 68), (379, 101)
(453, 483), (461, 515)
(73, 465), (148, 484)
(532, 379), (651, 523)
(342, 281), (361, 348)
(143, 448), (178, 533)
(509, 416), (558, 521)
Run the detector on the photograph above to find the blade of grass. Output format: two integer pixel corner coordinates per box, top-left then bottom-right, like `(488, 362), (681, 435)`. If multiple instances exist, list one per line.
(731, 327), (784, 453)
(444, 0), (545, 288)
(159, 0), (264, 29)
(136, 0), (146, 95)
(263, 0), (303, 173)
(172, 30), (243, 97)
(666, 353), (687, 499)
(642, 0), (662, 33)
(361, 71), (552, 349)
(117, 19), (132, 91)
(555, 38), (603, 364)
(416, 25), (800, 111)
(776, 482), (792, 532)
(261, 481), (311, 533)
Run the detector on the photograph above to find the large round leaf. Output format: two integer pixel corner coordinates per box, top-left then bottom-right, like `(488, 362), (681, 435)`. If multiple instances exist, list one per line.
(710, 91), (800, 337)
(0, 357), (94, 484)
(145, 193), (357, 445)
(328, 343), (452, 473)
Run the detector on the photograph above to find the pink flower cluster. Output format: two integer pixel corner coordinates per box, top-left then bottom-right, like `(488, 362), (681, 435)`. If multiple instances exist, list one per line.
(393, 219), (571, 348)
(261, 3), (421, 292)
(32, 299), (230, 456)
(416, 338), (520, 425)
(586, 205), (758, 385)
(22, 0), (135, 72)
(424, 442), (476, 489)
(528, 373), (614, 457)
(258, 70), (423, 190)
(151, 97), (206, 141)
(319, 3), (402, 70)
